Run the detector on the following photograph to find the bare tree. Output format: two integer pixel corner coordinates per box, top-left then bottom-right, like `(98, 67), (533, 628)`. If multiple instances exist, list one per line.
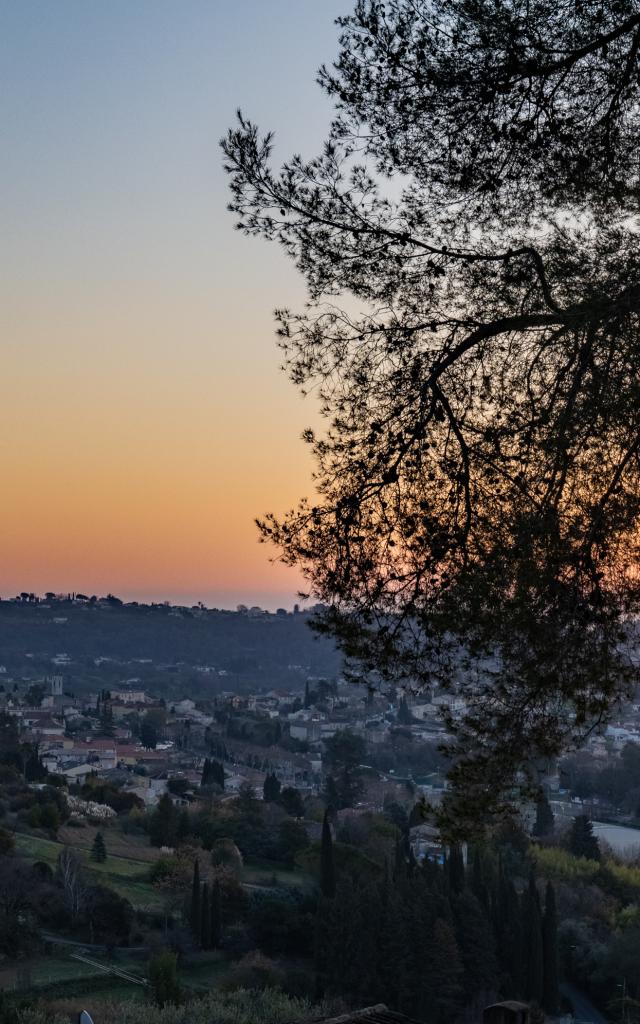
(57, 846), (87, 923)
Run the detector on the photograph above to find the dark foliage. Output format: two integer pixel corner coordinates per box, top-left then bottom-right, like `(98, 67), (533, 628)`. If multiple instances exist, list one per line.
(224, 0), (640, 833)
(320, 810), (336, 898)
(542, 881), (560, 1014)
(566, 814), (601, 861)
(533, 791), (555, 838)
(91, 830), (107, 863)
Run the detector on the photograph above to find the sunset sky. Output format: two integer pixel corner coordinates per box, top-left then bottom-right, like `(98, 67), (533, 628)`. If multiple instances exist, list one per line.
(1, 1), (346, 609)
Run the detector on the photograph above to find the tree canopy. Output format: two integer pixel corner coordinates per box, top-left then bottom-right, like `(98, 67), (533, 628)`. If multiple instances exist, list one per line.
(224, 0), (640, 834)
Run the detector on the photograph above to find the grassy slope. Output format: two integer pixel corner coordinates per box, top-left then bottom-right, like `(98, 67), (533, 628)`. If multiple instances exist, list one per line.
(14, 832), (165, 910)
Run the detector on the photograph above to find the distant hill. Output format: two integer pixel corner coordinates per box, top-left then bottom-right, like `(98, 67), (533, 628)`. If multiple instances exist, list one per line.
(0, 599), (342, 694)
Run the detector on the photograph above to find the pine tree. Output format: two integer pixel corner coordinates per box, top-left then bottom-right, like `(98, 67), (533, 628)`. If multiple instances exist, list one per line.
(190, 858), (201, 940)
(320, 810), (336, 898)
(533, 791), (555, 837)
(91, 831), (107, 863)
(211, 879), (222, 948)
(523, 871), (544, 1005)
(542, 881), (560, 1015)
(567, 814), (601, 861)
(200, 881), (211, 950)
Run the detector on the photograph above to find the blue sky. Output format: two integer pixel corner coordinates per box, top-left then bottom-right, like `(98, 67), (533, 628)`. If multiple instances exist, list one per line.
(0, 1), (348, 609)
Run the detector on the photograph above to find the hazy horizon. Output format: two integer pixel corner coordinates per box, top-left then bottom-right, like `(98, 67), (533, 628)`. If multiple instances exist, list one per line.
(1, 586), (309, 612)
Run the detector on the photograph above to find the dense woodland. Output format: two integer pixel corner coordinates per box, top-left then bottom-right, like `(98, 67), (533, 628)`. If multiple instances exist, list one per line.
(0, 600), (341, 693)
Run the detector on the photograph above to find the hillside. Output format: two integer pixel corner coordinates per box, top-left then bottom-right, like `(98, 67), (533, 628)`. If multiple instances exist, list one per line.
(0, 600), (342, 694)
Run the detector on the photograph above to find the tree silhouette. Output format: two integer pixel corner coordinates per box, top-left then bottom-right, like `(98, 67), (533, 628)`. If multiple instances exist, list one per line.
(533, 791), (555, 838)
(567, 814), (601, 861)
(320, 810), (336, 898)
(148, 950), (180, 1007)
(211, 879), (222, 949)
(523, 870), (544, 1005)
(200, 881), (211, 950)
(542, 881), (560, 1014)
(190, 858), (201, 941)
(263, 772), (281, 802)
(91, 831), (107, 863)
(323, 730), (366, 809)
(225, 0), (640, 833)
(149, 793), (177, 848)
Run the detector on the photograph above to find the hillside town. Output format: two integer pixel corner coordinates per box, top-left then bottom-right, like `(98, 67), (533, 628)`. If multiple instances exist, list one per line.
(4, 640), (640, 845)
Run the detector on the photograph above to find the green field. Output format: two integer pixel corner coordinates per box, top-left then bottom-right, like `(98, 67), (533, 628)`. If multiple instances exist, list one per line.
(0, 947), (228, 1003)
(14, 832), (165, 910)
(15, 832), (313, 903)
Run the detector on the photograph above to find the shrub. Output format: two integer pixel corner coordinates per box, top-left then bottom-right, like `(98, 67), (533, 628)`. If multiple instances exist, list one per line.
(218, 951), (285, 992)
(211, 838), (243, 876)
(17, 989), (337, 1024)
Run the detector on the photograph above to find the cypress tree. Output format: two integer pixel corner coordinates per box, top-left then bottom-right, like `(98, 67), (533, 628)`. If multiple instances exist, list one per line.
(524, 870), (544, 1006)
(397, 696), (412, 725)
(470, 844), (489, 908)
(320, 810), (336, 897)
(314, 894), (336, 997)
(493, 862), (524, 997)
(542, 881), (560, 1014)
(200, 757), (211, 786)
(91, 831), (107, 863)
(211, 879), (222, 948)
(177, 808), (190, 841)
(99, 700), (114, 738)
(533, 791), (555, 837)
(447, 844), (465, 894)
(304, 680), (311, 708)
(408, 845), (418, 874)
(323, 775), (339, 812)
(453, 889), (498, 999)
(190, 858), (201, 940)
(391, 831), (407, 880)
(426, 918), (464, 1024)
(263, 772), (281, 802)
(200, 881), (211, 950)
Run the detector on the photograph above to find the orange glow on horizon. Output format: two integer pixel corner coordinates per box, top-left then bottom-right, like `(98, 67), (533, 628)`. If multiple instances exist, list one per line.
(0, 0), (344, 607)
